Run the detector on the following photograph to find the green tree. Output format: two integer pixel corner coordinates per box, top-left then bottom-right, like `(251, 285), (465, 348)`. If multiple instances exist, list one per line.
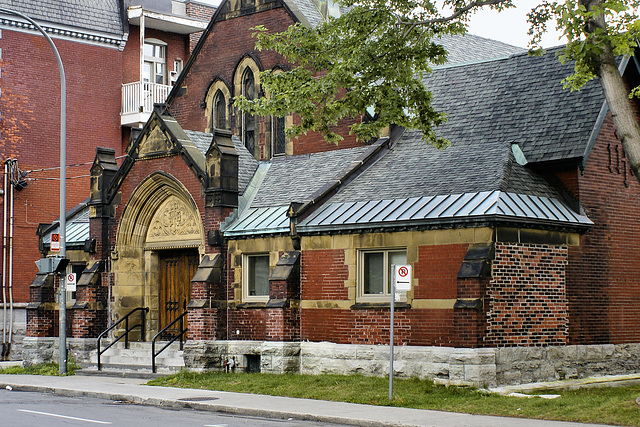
(238, 0), (640, 180)
(529, 0), (640, 179)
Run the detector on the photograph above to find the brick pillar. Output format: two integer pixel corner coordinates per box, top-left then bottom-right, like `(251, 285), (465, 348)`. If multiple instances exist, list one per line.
(265, 251), (301, 341)
(188, 254), (226, 340)
(71, 260), (106, 338)
(26, 273), (56, 337)
(454, 244), (493, 348)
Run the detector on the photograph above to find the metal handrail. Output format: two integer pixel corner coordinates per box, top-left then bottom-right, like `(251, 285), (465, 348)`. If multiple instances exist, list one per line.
(152, 311), (188, 373)
(97, 307), (149, 371)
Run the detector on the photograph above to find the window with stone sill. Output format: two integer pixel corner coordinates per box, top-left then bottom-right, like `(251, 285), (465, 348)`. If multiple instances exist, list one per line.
(357, 249), (406, 302)
(243, 253), (270, 302)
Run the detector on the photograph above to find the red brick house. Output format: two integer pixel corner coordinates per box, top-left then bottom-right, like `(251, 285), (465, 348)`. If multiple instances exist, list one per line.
(0, 0), (213, 360)
(25, 0), (640, 385)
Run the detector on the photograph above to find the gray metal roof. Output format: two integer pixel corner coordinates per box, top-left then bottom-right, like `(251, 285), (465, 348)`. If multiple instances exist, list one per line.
(223, 205), (290, 236)
(222, 190), (593, 237)
(43, 206), (90, 246)
(0, 0), (125, 38)
(300, 191), (592, 232)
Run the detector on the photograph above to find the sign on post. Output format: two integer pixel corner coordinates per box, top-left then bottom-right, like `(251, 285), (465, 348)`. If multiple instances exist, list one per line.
(51, 233), (60, 251)
(66, 272), (76, 292)
(393, 264), (412, 291)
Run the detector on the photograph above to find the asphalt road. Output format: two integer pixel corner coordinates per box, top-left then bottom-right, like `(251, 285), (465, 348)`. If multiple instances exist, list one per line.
(0, 389), (344, 426)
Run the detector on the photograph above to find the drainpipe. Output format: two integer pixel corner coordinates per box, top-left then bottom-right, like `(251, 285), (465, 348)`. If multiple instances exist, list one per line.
(139, 11), (145, 113)
(8, 161), (14, 351)
(1, 161), (7, 359)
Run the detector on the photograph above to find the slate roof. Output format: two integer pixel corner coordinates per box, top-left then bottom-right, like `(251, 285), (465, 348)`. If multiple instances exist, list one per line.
(286, 0), (324, 28)
(0, 0), (125, 37)
(251, 146), (371, 207)
(185, 130), (258, 195)
(223, 46), (599, 236)
(327, 130), (562, 204)
(435, 33), (524, 65)
(424, 46), (605, 164)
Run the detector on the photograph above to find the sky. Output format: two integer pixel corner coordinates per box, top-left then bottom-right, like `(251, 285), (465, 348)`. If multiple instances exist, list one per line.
(194, 0), (565, 48)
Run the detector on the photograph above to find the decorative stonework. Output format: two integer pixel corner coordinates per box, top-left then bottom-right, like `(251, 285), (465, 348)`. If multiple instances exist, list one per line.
(138, 125), (173, 157)
(146, 197), (201, 245)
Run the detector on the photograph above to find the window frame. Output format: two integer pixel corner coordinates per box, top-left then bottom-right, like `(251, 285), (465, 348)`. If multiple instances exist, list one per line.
(242, 253), (271, 302)
(213, 89), (227, 130)
(242, 68), (256, 155)
(143, 38), (167, 85)
(357, 248), (407, 302)
(272, 115), (286, 156)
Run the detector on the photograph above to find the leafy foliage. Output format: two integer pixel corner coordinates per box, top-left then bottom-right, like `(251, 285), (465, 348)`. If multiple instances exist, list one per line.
(236, 0), (514, 145)
(528, 0), (640, 91)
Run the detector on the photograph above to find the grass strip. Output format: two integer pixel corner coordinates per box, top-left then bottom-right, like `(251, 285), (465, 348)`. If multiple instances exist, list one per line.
(149, 371), (640, 426)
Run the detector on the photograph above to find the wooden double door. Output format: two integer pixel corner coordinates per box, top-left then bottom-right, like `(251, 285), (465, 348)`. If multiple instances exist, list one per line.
(159, 249), (199, 333)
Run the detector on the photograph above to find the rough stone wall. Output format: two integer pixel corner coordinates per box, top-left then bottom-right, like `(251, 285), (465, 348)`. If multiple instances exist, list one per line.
(183, 340), (640, 387)
(567, 113), (640, 344)
(485, 243), (569, 346)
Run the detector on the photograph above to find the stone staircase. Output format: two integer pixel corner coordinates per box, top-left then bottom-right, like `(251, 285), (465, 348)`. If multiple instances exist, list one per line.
(77, 341), (185, 377)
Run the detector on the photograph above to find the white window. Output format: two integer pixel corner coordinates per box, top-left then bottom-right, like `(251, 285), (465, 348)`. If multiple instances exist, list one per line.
(143, 39), (166, 85)
(358, 249), (406, 301)
(243, 254), (270, 302)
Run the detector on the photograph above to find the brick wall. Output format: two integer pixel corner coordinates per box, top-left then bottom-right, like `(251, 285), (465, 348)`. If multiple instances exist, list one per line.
(186, 1), (217, 50)
(567, 113), (640, 344)
(0, 30), (124, 304)
(300, 249), (349, 300)
(169, 6), (362, 156)
(486, 242), (569, 346)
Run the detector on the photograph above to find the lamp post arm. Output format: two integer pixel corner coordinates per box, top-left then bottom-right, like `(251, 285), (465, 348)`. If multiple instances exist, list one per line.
(0, 7), (67, 374)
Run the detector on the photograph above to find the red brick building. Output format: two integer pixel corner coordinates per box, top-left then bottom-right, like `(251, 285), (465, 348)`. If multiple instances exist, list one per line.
(0, 0), (213, 360)
(24, 0), (640, 385)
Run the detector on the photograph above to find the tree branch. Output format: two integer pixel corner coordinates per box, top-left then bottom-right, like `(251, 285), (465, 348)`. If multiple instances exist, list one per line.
(397, 0), (510, 26)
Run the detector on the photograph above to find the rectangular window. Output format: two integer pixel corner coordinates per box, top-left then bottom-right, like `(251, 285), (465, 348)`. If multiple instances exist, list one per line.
(273, 116), (286, 156)
(359, 249), (406, 301)
(243, 254), (270, 301)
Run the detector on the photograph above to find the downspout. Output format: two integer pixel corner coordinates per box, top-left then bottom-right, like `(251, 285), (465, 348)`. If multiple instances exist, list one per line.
(1, 161), (7, 359)
(139, 10), (145, 113)
(8, 160), (14, 351)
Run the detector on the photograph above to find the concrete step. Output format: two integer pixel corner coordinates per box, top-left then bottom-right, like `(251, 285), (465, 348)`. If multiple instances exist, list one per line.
(87, 340), (185, 374)
(76, 366), (176, 379)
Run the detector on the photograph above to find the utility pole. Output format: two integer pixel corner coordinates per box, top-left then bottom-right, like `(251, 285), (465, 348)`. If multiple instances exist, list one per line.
(0, 6), (67, 374)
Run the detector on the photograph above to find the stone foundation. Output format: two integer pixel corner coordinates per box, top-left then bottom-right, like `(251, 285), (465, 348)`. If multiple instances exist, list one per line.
(185, 341), (640, 387)
(0, 305), (27, 361)
(22, 337), (96, 367)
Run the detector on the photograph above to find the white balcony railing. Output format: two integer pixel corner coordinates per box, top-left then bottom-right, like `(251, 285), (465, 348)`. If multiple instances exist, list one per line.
(121, 81), (172, 122)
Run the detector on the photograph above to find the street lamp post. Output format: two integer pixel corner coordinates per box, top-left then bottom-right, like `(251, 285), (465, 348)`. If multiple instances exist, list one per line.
(0, 7), (67, 374)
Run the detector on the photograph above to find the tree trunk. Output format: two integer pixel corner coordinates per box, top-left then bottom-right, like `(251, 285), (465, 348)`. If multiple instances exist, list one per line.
(582, 0), (640, 182)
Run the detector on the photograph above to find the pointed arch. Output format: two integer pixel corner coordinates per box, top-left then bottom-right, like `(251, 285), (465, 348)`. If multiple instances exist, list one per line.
(204, 78), (231, 133)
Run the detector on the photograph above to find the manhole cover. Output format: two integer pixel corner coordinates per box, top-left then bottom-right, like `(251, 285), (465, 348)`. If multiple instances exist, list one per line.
(178, 396), (219, 402)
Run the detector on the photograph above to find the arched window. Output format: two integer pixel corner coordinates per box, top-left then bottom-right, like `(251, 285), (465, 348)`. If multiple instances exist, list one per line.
(213, 90), (226, 130)
(242, 68), (256, 155)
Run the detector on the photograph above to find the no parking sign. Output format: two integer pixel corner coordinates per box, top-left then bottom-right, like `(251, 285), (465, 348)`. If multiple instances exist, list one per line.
(66, 272), (76, 291)
(393, 264), (412, 291)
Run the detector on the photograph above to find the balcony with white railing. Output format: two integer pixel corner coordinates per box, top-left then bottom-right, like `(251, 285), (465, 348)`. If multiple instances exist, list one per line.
(121, 81), (172, 127)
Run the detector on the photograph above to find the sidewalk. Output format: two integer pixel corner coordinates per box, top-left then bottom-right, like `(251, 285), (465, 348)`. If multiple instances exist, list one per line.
(0, 373), (612, 427)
